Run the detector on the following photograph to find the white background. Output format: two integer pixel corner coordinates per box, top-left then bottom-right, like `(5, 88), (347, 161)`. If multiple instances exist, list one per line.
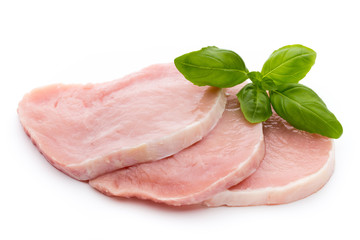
(1, 0), (359, 239)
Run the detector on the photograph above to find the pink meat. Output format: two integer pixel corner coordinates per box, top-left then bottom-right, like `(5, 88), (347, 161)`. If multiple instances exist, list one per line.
(18, 63), (226, 181)
(204, 114), (334, 207)
(89, 85), (265, 206)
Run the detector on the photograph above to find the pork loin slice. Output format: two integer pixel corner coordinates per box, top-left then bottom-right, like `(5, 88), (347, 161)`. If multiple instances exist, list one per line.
(89, 86), (265, 206)
(204, 114), (335, 207)
(18, 63), (227, 181)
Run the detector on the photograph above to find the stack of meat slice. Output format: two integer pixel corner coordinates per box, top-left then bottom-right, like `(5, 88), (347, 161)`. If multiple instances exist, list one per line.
(18, 63), (335, 207)
(89, 85), (265, 206)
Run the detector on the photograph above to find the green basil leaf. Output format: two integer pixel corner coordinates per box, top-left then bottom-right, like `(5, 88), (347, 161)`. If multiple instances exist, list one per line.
(174, 46), (249, 88)
(261, 44), (316, 84)
(237, 83), (272, 123)
(270, 84), (343, 138)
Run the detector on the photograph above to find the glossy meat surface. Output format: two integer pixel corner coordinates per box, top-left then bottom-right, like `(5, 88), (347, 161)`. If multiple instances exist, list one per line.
(18, 64), (226, 180)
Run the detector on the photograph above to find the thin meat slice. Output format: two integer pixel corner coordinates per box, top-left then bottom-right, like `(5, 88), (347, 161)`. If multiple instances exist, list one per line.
(204, 114), (334, 207)
(89, 85), (265, 206)
(18, 63), (226, 181)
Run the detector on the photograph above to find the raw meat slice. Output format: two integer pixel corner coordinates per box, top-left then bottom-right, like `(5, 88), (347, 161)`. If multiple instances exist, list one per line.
(18, 63), (227, 181)
(89, 85), (265, 206)
(204, 114), (334, 207)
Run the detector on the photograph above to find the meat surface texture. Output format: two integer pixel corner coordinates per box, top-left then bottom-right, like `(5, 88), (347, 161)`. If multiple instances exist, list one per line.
(18, 63), (227, 181)
(204, 114), (334, 207)
(89, 85), (265, 206)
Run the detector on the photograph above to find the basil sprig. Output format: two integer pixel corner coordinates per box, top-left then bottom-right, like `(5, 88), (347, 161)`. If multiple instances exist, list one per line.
(174, 44), (343, 139)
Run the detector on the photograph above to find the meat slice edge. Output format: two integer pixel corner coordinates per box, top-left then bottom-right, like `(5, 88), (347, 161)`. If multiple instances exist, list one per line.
(18, 63), (227, 181)
(89, 84), (265, 206)
(203, 114), (335, 207)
